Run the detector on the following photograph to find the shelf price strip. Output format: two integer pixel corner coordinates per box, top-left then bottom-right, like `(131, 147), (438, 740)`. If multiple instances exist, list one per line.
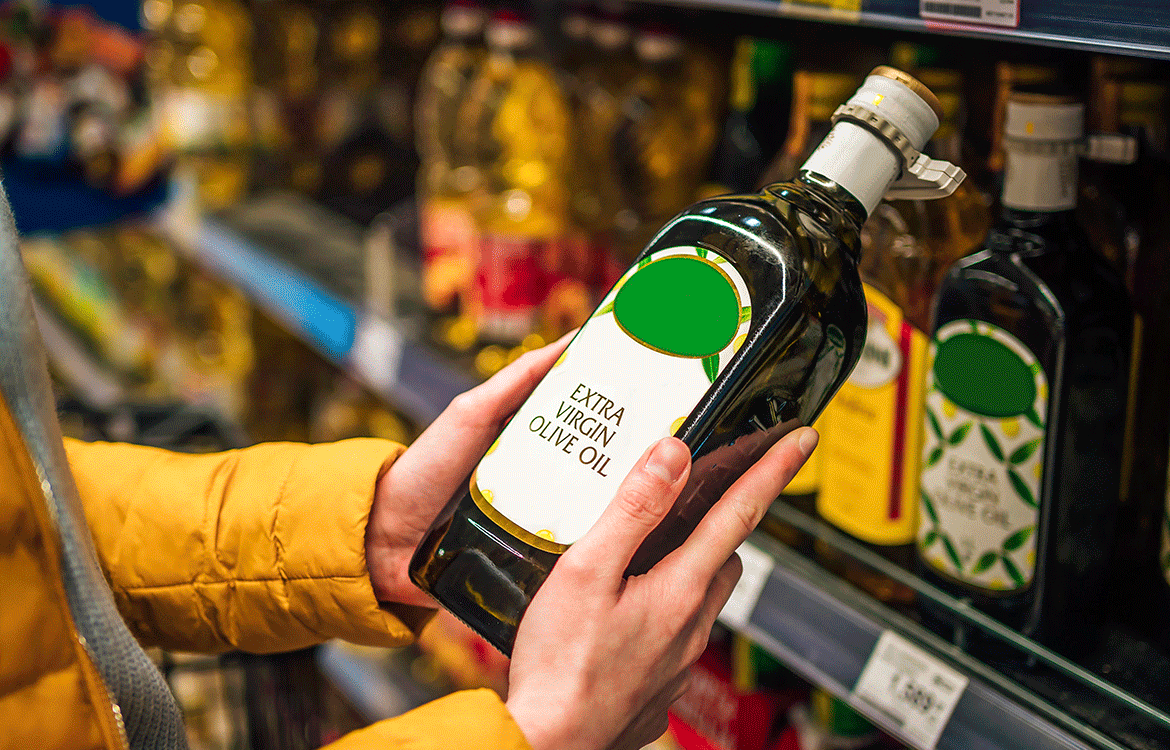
(920, 0), (1019, 28)
(852, 631), (969, 749)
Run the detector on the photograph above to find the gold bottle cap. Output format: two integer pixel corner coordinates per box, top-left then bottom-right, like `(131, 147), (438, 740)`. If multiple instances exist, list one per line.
(869, 65), (944, 121)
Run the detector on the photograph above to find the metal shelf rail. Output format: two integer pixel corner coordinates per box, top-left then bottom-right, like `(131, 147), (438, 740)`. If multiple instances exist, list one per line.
(725, 503), (1170, 750)
(641, 0), (1170, 59)
(158, 212), (476, 428)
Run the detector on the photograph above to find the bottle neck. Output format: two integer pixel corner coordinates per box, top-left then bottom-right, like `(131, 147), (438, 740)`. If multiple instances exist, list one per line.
(1001, 145), (1078, 212)
(796, 119), (903, 219)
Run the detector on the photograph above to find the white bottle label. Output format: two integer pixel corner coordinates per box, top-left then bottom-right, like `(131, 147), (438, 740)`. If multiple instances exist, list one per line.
(918, 320), (1047, 592)
(473, 246), (752, 551)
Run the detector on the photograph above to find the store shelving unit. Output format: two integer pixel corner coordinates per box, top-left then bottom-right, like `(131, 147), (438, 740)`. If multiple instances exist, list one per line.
(128, 0), (1170, 744)
(640, 0), (1170, 60)
(156, 201), (1170, 750)
(732, 504), (1170, 750)
(157, 207), (476, 428)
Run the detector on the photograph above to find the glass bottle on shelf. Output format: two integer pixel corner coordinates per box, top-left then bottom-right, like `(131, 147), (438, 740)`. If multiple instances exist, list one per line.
(610, 25), (724, 266)
(416, 1), (487, 318)
(708, 37), (769, 196)
(543, 8), (638, 340)
(917, 93), (1134, 658)
(458, 10), (573, 346)
(154, 0), (255, 210)
(1081, 64), (1170, 644)
(814, 68), (990, 607)
(410, 67), (964, 654)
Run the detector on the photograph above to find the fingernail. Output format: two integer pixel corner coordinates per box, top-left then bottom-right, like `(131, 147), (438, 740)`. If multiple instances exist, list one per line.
(646, 439), (688, 484)
(797, 427), (819, 458)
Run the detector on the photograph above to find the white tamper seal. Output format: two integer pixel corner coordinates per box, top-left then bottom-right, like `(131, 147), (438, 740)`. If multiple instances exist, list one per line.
(801, 66), (965, 216)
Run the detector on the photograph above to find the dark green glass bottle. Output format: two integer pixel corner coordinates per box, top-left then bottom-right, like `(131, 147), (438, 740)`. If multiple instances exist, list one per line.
(917, 94), (1134, 658)
(410, 68), (964, 655)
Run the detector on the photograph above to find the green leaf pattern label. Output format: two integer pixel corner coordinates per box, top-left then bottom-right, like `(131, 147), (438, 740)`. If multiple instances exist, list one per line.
(918, 320), (1047, 593)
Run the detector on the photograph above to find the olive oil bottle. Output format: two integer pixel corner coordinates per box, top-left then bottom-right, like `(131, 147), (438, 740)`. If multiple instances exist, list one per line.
(815, 69), (989, 607)
(917, 94), (1134, 657)
(410, 67), (965, 654)
(416, 1), (486, 316)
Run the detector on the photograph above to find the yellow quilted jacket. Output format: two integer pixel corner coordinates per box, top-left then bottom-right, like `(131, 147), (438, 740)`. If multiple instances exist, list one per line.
(0, 391), (531, 750)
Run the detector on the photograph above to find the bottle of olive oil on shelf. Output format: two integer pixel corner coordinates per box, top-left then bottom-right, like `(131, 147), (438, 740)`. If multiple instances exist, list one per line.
(458, 10), (573, 345)
(610, 25), (724, 265)
(410, 67), (965, 654)
(917, 94), (1134, 657)
(416, 1), (487, 317)
(814, 68), (989, 606)
(1081, 66), (1170, 644)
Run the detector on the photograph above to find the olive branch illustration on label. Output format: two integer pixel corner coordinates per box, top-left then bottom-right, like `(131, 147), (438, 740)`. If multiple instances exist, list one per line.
(919, 403), (1043, 588)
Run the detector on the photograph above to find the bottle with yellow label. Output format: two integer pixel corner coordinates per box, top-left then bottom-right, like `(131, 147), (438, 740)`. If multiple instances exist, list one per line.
(415, 1), (486, 317)
(610, 25), (724, 265)
(918, 94), (1133, 657)
(814, 68), (989, 605)
(457, 10), (573, 345)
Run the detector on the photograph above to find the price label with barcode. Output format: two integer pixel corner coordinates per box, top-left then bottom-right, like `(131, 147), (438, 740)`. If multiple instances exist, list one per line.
(717, 541), (775, 630)
(920, 0), (1018, 27)
(852, 631), (969, 749)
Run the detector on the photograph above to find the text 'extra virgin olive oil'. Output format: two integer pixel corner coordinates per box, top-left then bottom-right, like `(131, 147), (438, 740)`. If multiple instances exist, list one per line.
(410, 68), (965, 655)
(917, 94), (1134, 658)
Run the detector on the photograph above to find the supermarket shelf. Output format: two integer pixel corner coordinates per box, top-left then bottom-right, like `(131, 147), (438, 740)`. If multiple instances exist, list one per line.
(643, 0), (1170, 59)
(728, 503), (1170, 750)
(32, 296), (125, 411)
(157, 211), (476, 427)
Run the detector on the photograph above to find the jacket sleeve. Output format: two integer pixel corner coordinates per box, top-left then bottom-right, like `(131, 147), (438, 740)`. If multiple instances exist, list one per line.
(324, 689), (532, 750)
(64, 437), (435, 654)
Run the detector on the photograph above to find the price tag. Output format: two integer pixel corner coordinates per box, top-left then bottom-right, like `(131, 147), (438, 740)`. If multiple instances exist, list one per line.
(349, 316), (406, 393)
(717, 541), (774, 630)
(852, 631), (968, 749)
(780, 0), (862, 24)
(920, 0), (1019, 28)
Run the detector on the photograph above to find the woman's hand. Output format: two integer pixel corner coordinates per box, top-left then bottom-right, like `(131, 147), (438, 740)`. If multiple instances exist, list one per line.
(505, 427), (818, 750)
(365, 333), (572, 608)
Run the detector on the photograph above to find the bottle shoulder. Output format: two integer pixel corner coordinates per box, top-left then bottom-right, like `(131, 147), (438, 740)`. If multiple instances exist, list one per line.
(647, 191), (861, 301)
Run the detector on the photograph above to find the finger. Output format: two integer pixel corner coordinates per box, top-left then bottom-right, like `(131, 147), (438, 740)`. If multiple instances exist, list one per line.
(672, 427), (816, 582)
(386, 331), (575, 493)
(562, 437), (691, 586)
(458, 329), (577, 428)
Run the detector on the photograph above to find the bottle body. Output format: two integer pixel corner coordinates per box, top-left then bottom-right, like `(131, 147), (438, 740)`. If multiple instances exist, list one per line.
(458, 16), (574, 345)
(416, 6), (485, 316)
(917, 210), (1132, 656)
(410, 177), (867, 653)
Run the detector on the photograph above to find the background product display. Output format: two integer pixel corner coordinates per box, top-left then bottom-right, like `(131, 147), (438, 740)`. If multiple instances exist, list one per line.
(6, 1), (1170, 749)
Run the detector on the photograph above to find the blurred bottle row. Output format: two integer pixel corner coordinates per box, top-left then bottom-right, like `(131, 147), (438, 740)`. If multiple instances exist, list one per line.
(34, 222), (418, 450)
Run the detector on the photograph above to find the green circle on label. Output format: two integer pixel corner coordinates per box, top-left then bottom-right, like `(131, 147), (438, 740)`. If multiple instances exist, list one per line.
(613, 255), (740, 358)
(933, 332), (1036, 418)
